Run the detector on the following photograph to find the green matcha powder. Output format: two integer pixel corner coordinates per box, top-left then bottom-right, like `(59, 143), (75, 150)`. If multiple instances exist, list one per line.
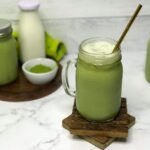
(29, 64), (52, 73)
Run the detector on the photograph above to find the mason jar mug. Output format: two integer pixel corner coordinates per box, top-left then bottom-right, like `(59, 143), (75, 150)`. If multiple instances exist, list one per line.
(62, 37), (123, 121)
(0, 19), (18, 85)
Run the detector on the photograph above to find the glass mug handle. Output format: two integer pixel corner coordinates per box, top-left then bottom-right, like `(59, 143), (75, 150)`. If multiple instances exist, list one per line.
(61, 59), (77, 97)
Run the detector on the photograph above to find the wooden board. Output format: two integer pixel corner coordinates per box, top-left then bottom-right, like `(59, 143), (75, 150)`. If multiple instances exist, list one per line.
(62, 98), (136, 149)
(0, 64), (62, 102)
(63, 115), (135, 150)
(82, 115), (135, 150)
(63, 98), (131, 138)
(83, 136), (114, 150)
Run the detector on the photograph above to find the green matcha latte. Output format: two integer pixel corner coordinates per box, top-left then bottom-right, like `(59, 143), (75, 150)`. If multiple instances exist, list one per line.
(76, 38), (123, 121)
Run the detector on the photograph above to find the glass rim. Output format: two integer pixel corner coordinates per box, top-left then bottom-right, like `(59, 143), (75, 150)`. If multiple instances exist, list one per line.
(79, 37), (121, 56)
(78, 37), (121, 66)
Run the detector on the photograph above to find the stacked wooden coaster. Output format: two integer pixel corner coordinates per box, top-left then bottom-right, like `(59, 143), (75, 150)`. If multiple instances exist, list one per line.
(62, 98), (135, 149)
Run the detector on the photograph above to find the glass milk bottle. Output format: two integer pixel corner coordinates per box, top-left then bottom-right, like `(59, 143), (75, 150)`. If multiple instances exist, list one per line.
(62, 38), (123, 121)
(145, 39), (150, 82)
(18, 0), (45, 63)
(0, 19), (18, 85)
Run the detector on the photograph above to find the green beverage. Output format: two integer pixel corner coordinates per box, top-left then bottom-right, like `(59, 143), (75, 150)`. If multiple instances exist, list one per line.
(62, 38), (123, 121)
(145, 39), (150, 82)
(0, 19), (18, 85)
(76, 38), (123, 121)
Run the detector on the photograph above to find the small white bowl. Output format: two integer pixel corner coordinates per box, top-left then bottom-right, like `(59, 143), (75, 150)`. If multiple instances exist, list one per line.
(22, 58), (58, 85)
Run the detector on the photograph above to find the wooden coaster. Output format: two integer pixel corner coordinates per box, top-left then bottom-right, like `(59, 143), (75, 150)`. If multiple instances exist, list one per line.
(62, 98), (136, 149)
(63, 114), (135, 150)
(63, 98), (133, 138)
(0, 64), (62, 102)
(81, 115), (135, 150)
(82, 136), (114, 150)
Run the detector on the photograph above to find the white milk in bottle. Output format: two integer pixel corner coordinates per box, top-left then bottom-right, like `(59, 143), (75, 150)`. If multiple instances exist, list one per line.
(18, 0), (45, 63)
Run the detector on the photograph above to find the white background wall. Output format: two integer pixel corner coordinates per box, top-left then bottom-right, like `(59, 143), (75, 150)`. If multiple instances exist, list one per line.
(0, 0), (149, 54)
(0, 0), (149, 20)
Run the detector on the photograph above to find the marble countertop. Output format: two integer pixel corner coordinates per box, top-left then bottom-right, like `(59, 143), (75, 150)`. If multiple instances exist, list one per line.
(0, 15), (150, 150)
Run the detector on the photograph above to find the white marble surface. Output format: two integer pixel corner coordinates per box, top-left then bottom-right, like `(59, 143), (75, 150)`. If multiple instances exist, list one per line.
(1, 15), (150, 150)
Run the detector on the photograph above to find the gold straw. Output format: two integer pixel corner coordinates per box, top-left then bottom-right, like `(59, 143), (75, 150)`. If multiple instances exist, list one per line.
(113, 4), (142, 52)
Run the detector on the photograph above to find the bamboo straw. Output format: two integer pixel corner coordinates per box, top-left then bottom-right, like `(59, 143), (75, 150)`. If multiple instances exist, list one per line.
(113, 4), (142, 52)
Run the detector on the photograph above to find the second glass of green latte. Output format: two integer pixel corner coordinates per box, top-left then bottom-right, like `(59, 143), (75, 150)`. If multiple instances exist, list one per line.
(62, 37), (123, 122)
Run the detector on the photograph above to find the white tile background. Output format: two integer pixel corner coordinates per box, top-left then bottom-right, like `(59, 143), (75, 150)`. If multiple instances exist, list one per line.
(3, 0), (149, 54)
(0, 0), (149, 20)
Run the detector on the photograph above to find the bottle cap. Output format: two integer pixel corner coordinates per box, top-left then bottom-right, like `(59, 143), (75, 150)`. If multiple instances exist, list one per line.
(18, 0), (40, 10)
(0, 19), (12, 38)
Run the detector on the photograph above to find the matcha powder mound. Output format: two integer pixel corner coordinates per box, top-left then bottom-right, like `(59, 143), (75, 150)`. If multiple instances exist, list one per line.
(29, 64), (52, 73)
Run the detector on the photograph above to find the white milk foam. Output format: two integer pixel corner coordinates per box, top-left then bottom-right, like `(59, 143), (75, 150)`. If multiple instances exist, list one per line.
(83, 41), (115, 54)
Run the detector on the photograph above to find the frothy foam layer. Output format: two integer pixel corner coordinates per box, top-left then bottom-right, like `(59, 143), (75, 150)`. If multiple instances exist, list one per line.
(83, 41), (115, 54)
